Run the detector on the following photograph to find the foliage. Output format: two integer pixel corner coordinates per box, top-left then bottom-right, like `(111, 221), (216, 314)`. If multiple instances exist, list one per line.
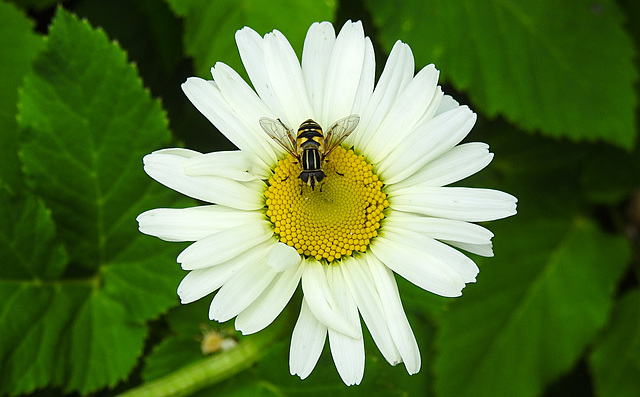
(0, 0), (637, 396)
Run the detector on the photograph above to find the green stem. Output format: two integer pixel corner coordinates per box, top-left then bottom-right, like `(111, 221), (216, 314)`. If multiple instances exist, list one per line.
(118, 326), (280, 397)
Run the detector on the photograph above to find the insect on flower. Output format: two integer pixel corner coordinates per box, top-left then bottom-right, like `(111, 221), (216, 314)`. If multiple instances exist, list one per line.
(259, 115), (360, 190)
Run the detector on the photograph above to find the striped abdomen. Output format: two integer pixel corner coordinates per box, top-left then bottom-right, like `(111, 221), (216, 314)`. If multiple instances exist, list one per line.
(296, 119), (325, 189)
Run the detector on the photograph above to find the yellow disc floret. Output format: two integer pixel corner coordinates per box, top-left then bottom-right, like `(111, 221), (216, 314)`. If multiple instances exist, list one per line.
(264, 147), (388, 263)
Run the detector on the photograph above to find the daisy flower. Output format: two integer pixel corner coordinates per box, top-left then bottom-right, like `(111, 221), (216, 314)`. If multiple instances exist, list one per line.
(137, 20), (517, 385)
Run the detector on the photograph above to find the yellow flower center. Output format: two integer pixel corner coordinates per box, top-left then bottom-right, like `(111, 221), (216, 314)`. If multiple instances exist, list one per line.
(264, 147), (388, 263)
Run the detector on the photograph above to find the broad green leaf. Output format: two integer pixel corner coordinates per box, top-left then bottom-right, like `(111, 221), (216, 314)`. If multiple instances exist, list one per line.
(9, 8), (184, 394)
(0, 1), (43, 192)
(166, 0), (337, 79)
(366, 0), (637, 148)
(433, 215), (629, 397)
(589, 289), (640, 397)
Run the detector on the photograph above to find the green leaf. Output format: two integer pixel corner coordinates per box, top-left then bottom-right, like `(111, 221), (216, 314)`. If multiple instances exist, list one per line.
(18, 7), (173, 269)
(166, 0), (337, 79)
(0, 188), (67, 394)
(366, 0), (637, 148)
(433, 215), (630, 397)
(0, 1), (43, 192)
(589, 289), (640, 397)
(0, 190), (66, 281)
(6, 8), (185, 394)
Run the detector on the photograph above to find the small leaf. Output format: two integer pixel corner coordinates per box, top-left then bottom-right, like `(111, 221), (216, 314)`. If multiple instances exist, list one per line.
(366, 0), (637, 148)
(433, 215), (630, 397)
(0, 1), (43, 192)
(166, 0), (337, 79)
(589, 289), (640, 397)
(6, 8), (185, 394)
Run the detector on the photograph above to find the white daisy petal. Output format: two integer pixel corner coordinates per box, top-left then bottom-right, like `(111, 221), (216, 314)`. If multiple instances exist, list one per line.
(263, 29), (314, 127)
(363, 64), (440, 163)
(366, 254), (421, 374)
(340, 257), (401, 366)
(209, 256), (278, 322)
(143, 149), (264, 211)
(320, 20), (365, 126)
(302, 21), (336, 115)
(387, 142), (493, 190)
(235, 263), (304, 334)
(389, 186), (518, 222)
(208, 267), (276, 322)
(378, 106), (477, 184)
(301, 260), (360, 339)
(350, 37), (375, 117)
(444, 241), (494, 257)
(326, 265), (365, 386)
(177, 243), (268, 304)
(435, 94), (460, 116)
(177, 221), (273, 270)
(385, 211), (495, 246)
(183, 150), (270, 181)
(267, 242), (302, 272)
(383, 224), (479, 283)
(137, 205), (263, 242)
(177, 261), (239, 304)
(210, 63), (280, 163)
(370, 236), (467, 297)
(181, 78), (273, 167)
(235, 27), (285, 119)
(290, 299), (327, 380)
(351, 40), (414, 151)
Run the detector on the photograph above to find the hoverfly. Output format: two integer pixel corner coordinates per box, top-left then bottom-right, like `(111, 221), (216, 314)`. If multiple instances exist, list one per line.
(259, 115), (360, 190)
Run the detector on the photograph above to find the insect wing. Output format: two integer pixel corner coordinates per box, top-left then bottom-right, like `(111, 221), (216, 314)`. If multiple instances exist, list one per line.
(259, 117), (298, 157)
(324, 114), (360, 156)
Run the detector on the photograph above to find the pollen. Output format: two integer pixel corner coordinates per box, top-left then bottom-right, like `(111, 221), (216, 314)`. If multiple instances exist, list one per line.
(264, 147), (388, 263)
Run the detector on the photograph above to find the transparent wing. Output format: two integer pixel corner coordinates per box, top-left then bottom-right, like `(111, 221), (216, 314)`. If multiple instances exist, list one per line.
(259, 117), (298, 157)
(324, 114), (360, 157)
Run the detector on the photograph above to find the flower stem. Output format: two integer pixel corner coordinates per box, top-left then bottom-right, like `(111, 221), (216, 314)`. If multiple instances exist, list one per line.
(118, 326), (280, 397)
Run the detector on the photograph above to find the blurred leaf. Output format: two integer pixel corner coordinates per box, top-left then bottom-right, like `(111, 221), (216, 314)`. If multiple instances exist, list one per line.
(143, 337), (204, 382)
(8, 0), (61, 11)
(581, 144), (640, 205)
(6, 8), (184, 394)
(209, 339), (430, 397)
(589, 289), (640, 397)
(433, 214), (630, 397)
(142, 299), (217, 381)
(74, 0), (183, 87)
(366, 0), (637, 149)
(166, 0), (337, 79)
(0, 1), (43, 192)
